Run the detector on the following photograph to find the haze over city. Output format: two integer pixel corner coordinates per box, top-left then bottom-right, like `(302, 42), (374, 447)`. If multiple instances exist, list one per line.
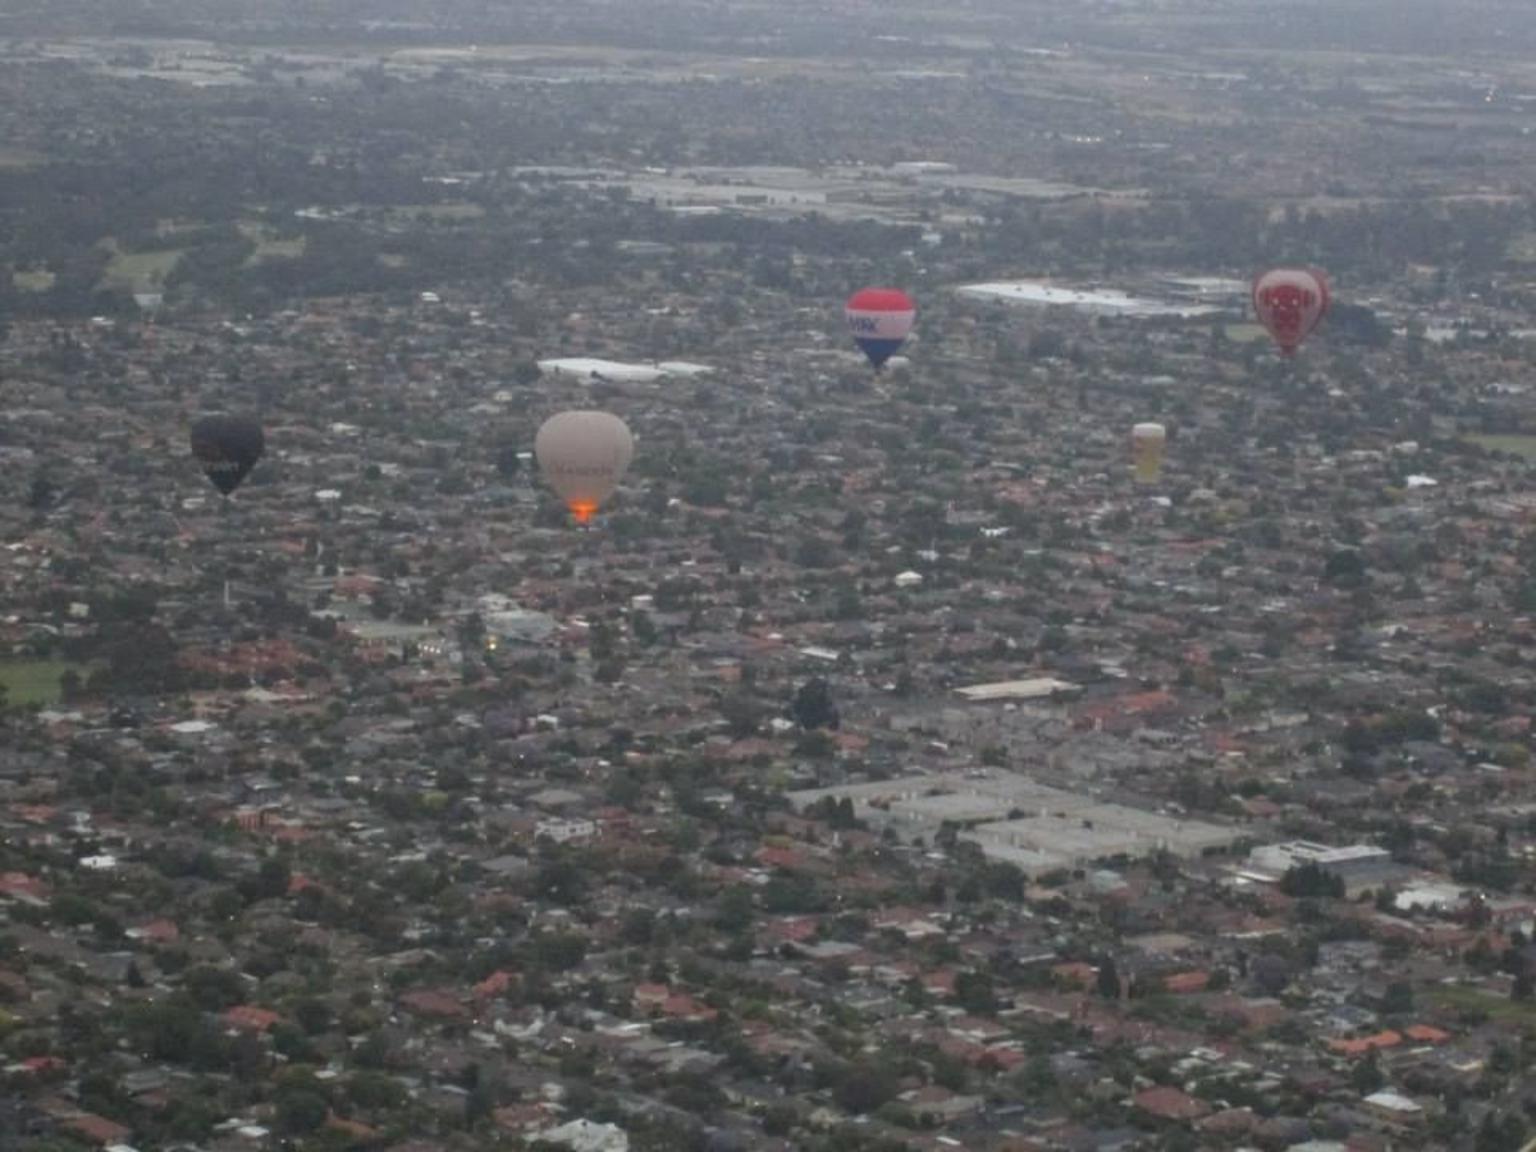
(2, 3), (1536, 1152)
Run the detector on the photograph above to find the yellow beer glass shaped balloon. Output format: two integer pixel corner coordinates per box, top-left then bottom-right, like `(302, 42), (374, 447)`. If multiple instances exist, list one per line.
(1132, 423), (1166, 484)
(535, 411), (635, 525)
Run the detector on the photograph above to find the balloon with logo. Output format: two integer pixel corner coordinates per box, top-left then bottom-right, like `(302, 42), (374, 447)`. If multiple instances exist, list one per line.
(845, 287), (916, 371)
(1131, 423), (1167, 484)
(1252, 267), (1330, 356)
(535, 410), (634, 525)
(190, 414), (265, 496)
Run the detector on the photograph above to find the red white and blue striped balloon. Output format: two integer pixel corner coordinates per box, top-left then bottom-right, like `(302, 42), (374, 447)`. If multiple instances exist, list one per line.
(845, 287), (916, 370)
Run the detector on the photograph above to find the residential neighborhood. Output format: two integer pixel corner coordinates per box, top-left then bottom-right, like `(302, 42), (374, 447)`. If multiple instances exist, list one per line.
(3, 2), (1536, 1152)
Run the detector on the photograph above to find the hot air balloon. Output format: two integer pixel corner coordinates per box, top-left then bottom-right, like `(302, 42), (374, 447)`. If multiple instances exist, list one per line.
(190, 414), (265, 496)
(535, 410), (634, 525)
(1253, 267), (1330, 356)
(845, 288), (916, 370)
(1132, 423), (1167, 484)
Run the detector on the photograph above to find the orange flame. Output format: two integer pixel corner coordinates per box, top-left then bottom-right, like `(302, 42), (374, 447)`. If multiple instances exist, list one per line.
(569, 501), (598, 524)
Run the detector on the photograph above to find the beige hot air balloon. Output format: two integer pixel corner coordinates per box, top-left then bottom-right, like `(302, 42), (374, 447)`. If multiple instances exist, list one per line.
(535, 410), (635, 524)
(1132, 422), (1166, 484)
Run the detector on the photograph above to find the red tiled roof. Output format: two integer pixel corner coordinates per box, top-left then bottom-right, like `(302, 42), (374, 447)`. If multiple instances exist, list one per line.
(1328, 1030), (1402, 1057)
(326, 1114), (382, 1142)
(135, 918), (180, 943)
(63, 1113), (132, 1146)
(768, 917), (820, 944)
(1164, 970), (1211, 995)
(474, 971), (515, 999)
(1134, 1085), (1211, 1122)
(924, 969), (958, 996)
(755, 846), (807, 871)
(662, 993), (718, 1021)
(225, 1005), (282, 1033)
(0, 872), (51, 902)
(399, 990), (469, 1019)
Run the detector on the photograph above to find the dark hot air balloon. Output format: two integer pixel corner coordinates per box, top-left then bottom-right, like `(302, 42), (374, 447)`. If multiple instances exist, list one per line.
(190, 414), (265, 496)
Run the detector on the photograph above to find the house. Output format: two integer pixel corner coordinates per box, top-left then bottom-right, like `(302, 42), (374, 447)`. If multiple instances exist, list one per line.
(0, 872), (51, 906)
(536, 818), (597, 844)
(1133, 1085), (1210, 1123)
(474, 971), (516, 999)
(398, 990), (470, 1020)
(898, 1086), (985, 1122)
(224, 1006), (282, 1034)
(1327, 1031), (1402, 1059)
(127, 919), (180, 945)
(535, 1118), (629, 1152)
(1362, 1091), (1425, 1127)
(62, 1112), (133, 1147)
(1162, 970), (1211, 994)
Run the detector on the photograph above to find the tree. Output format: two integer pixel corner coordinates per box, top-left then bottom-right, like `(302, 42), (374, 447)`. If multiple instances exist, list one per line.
(632, 610), (658, 646)
(1097, 957), (1121, 1000)
(1351, 1053), (1384, 1095)
(241, 857), (291, 903)
(955, 970), (997, 1015)
(184, 965), (246, 1011)
(59, 669), (83, 703)
(833, 1059), (900, 1115)
(494, 445), (522, 479)
(1323, 548), (1368, 588)
(28, 470), (57, 512)
(294, 998), (333, 1036)
(532, 931), (589, 973)
(457, 612), (486, 652)
(1382, 980), (1414, 1015)
(721, 692), (760, 738)
(1475, 1111), (1527, 1152)
(275, 1088), (328, 1135)
(714, 885), (755, 934)
(1279, 861), (1344, 899)
(464, 1064), (495, 1129)
(791, 677), (839, 731)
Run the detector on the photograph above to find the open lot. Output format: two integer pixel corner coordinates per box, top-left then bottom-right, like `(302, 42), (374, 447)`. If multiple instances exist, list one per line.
(0, 659), (90, 708)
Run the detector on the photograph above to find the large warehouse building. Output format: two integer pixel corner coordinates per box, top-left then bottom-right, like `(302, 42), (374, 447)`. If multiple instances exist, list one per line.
(788, 771), (1244, 876)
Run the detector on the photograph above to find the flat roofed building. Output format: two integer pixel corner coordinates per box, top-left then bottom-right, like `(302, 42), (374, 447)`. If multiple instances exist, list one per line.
(955, 678), (1080, 703)
(791, 769), (1240, 876)
(1249, 842), (1390, 878)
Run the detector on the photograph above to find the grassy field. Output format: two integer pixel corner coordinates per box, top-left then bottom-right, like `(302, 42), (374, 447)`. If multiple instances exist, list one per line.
(98, 238), (185, 292)
(12, 268), (55, 293)
(0, 659), (90, 708)
(1508, 232), (1536, 263)
(393, 202), (485, 223)
(1219, 322), (1271, 344)
(1464, 434), (1536, 461)
(0, 147), (44, 169)
(1427, 982), (1536, 1025)
(238, 221), (308, 264)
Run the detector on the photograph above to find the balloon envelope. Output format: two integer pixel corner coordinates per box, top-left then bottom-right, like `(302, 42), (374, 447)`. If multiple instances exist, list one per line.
(535, 410), (634, 524)
(190, 414), (265, 496)
(1132, 423), (1167, 484)
(1253, 267), (1330, 355)
(845, 287), (916, 370)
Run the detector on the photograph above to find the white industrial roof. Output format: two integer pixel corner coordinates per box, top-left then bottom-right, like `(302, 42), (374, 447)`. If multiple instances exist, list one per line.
(955, 678), (1079, 702)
